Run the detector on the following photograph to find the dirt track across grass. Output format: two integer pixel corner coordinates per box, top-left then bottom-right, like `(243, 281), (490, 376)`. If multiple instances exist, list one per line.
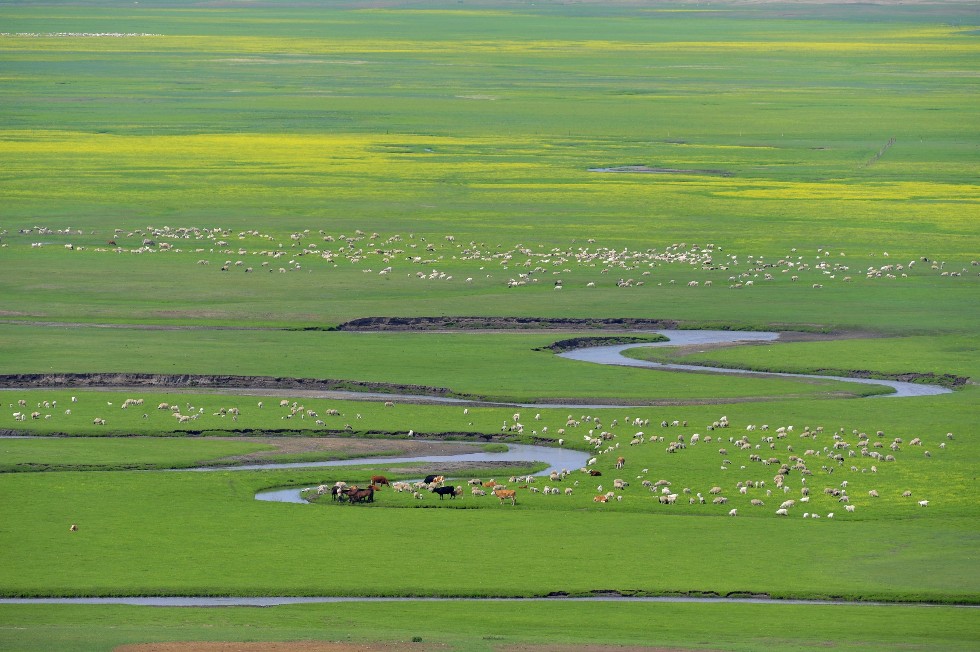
(115, 642), (715, 652)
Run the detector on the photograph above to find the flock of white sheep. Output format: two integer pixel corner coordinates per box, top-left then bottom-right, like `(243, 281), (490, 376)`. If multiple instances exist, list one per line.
(9, 225), (976, 291)
(5, 391), (950, 518)
(458, 409), (946, 516)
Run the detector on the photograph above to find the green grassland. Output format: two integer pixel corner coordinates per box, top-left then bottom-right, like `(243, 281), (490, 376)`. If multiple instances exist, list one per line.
(0, 329), (885, 402)
(0, 1), (978, 650)
(624, 334), (980, 381)
(0, 436), (272, 471)
(1, 601), (978, 652)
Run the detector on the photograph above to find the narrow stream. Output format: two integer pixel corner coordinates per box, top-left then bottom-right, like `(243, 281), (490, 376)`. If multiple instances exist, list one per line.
(558, 330), (949, 398)
(250, 442), (591, 503)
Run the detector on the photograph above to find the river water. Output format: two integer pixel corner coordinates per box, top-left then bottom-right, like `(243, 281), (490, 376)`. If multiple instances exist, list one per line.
(0, 330), (963, 607)
(249, 442), (590, 503)
(558, 330), (950, 398)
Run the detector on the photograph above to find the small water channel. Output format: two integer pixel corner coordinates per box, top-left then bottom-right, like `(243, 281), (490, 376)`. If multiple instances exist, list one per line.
(245, 443), (591, 504)
(558, 330), (950, 398)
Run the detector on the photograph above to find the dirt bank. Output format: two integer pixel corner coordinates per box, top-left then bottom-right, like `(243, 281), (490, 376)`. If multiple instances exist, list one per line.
(534, 335), (668, 353)
(0, 373), (456, 398)
(337, 317), (684, 331)
(211, 437), (488, 464)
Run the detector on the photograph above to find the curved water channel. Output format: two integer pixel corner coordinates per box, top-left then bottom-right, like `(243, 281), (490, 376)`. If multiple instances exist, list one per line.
(558, 330), (949, 398)
(250, 442), (590, 504)
(193, 329), (947, 503)
(3, 330), (964, 608)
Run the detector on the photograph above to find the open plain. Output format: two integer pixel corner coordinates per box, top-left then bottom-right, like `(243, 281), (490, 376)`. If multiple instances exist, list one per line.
(0, 0), (978, 650)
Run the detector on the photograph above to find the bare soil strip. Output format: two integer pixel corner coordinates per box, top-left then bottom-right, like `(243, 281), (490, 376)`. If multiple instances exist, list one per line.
(115, 644), (709, 652)
(337, 316), (685, 331)
(114, 644), (708, 652)
(210, 437), (486, 464)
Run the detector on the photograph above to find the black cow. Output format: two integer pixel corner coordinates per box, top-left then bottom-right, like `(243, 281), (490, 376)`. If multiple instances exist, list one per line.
(431, 486), (458, 500)
(424, 474), (444, 485)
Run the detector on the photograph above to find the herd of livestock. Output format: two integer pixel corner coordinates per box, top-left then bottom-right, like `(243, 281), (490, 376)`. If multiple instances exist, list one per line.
(8, 393), (949, 517)
(10, 225), (974, 292)
(308, 411), (946, 515)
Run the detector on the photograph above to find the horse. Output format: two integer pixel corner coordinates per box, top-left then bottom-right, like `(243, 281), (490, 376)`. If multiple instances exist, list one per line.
(370, 475), (390, 488)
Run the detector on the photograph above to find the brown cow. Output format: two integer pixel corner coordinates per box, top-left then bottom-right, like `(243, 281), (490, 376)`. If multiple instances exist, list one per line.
(593, 495), (608, 503)
(493, 489), (517, 505)
(346, 485), (376, 504)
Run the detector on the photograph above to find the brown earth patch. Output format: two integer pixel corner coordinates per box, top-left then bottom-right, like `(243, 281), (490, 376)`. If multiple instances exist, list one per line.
(500, 646), (721, 652)
(211, 436), (486, 464)
(114, 642), (720, 652)
(115, 643), (445, 652)
(0, 372), (456, 399)
(337, 317), (683, 331)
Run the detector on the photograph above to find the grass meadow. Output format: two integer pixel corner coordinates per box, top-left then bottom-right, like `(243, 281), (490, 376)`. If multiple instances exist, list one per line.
(0, 0), (978, 650)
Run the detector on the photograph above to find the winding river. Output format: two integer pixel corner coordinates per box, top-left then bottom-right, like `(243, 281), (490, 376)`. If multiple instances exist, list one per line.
(250, 442), (591, 503)
(558, 330), (950, 398)
(1, 330), (964, 608)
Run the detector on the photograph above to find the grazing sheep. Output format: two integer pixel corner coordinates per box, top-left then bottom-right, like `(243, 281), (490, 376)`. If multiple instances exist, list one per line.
(845, 505), (856, 512)
(918, 500), (929, 507)
(728, 509), (737, 517)
(775, 509), (788, 516)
